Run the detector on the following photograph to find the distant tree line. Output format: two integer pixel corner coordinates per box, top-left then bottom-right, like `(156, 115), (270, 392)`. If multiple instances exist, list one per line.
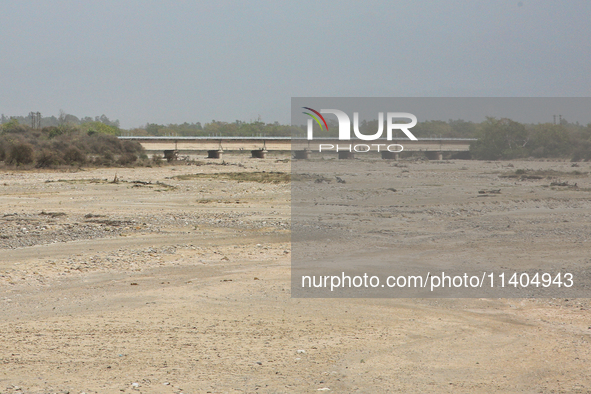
(133, 119), (300, 137)
(1, 111), (120, 129)
(305, 117), (591, 161)
(2, 111), (591, 162)
(469, 117), (591, 161)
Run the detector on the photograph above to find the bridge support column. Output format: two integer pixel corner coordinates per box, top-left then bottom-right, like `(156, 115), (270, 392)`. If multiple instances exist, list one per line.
(381, 151), (399, 160)
(425, 151), (443, 160)
(207, 149), (223, 159)
(251, 149), (267, 159)
(164, 150), (178, 162)
(293, 150), (310, 159)
(338, 152), (355, 159)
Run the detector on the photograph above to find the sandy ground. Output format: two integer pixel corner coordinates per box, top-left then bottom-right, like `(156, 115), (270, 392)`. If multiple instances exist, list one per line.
(1, 155), (590, 393)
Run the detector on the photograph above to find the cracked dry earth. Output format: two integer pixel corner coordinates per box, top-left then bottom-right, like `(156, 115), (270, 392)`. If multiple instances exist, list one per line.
(0, 156), (590, 393)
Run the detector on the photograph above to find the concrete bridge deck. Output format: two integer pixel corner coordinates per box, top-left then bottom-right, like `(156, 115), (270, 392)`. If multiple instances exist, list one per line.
(119, 136), (475, 153)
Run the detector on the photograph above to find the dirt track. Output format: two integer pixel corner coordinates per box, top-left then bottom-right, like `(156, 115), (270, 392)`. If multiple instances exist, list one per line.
(1, 156), (590, 393)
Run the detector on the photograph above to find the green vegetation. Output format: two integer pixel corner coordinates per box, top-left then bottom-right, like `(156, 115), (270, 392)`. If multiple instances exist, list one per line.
(0, 118), (143, 168)
(2, 111), (591, 164)
(470, 118), (591, 161)
(140, 119), (299, 137)
(302, 116), (591, 161)
(1, 112), (120, 131)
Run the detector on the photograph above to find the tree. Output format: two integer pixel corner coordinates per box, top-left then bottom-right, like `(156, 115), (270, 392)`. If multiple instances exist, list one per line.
(470, 118), (528, 160)
(96, 114), (120, 127)
(528, 123), (570, 157)
(146, 123), (163, 135)
(80, 121), (120, 135)
(58, 110), (67, 126)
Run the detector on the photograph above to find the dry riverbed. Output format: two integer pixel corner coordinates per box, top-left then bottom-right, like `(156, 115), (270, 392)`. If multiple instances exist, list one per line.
(1, 156), (590, 393)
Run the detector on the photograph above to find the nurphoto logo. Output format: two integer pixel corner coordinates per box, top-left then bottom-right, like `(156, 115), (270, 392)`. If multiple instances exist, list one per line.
(302, 107), (418, 141)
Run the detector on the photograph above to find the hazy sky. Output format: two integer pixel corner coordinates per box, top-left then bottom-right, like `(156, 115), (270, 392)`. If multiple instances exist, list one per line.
(1, 0), (590, 128)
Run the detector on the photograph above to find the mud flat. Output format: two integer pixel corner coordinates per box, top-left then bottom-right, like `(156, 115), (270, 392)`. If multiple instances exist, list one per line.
(1, 156), (590, 393)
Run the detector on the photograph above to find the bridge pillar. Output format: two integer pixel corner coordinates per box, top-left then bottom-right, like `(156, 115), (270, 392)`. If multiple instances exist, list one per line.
(425, 151), (443, 160)
(251, 149), (267, 159)
(338, 152), (355, 159)
(164, 150), (178, 162)
(293, 150), (310, 159)
(207, 149), (223, 159)
(381, 151), (399, 160)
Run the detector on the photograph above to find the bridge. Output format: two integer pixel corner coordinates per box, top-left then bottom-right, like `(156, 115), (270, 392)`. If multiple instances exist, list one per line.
(118, 136), (475, 160)
(119, 136), (292, 152)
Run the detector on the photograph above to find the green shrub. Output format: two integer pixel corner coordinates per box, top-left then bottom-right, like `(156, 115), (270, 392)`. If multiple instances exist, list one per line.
(152, 154), (163, 165)
(8, 142), (34, 165)
(36, 149), (63, 168)
(117, 152), (137, 165)
(80, 121), (120, 135)
(1, 119), (27, 134)
(63, 147), (87, 165)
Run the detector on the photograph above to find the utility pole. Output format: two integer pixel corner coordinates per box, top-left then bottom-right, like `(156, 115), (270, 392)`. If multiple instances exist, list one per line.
(29, 112), (41, 129)
(553, 115), (556, 125)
